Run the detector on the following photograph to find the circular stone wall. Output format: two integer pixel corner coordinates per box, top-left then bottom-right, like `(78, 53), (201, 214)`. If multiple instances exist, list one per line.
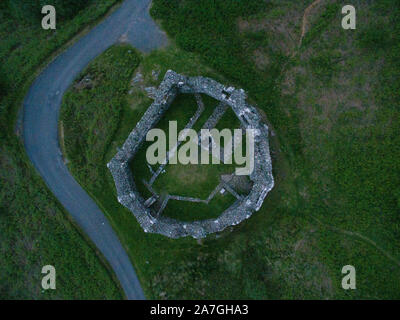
(108, 70), (274, 239)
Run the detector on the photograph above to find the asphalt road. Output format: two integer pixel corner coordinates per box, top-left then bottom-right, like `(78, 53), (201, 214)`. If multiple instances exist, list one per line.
(23, 0), (167, 300)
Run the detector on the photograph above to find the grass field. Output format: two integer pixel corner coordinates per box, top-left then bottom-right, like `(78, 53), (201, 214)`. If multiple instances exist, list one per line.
(60, 0), (400, 299)
(150, 0), (400, 298)
(0, 1), (122, 299)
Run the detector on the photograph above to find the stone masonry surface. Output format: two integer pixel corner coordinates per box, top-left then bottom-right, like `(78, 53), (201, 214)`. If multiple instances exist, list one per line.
(108, 70), (274, 239)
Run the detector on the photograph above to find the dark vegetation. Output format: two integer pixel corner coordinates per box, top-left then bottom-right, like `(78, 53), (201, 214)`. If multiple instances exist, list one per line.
(162, 194), (235, 222)
(60, 45), (261, 298)
(153, 0), (400, 298)
(7, 0), (90, 23)
(62, 45), (141, 186)
(0, 1), (122, 299)
(57, 0), (400, 299)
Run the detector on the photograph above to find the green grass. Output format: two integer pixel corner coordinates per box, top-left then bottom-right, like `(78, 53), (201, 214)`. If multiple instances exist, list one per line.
(153, 163), (234, 199)
(192, 94), (221, 132)
(148, 0), (400, 299)
(214, 108), (241, 131)
(148, 93), (198, 142)
(60, 44), (266, 298)
(0, 1), (123, 299)
(59, 0), (400, 299)
(162, 193), (236, 222)
(61, 45), (141, 176)
(0, 1), (121, 132)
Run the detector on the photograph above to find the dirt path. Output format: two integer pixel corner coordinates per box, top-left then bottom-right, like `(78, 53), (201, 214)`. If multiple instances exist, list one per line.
(297, 1), (400, 270)
(299, 0), (322, 47)
(312, 216), (400, 268)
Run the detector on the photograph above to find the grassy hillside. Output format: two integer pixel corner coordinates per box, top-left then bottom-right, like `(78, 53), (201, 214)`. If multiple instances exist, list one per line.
(150, 0), (400, 298)
(59, 0), (400, 299)
(60, 45), (242, 298)
(0, 1), (122, 299)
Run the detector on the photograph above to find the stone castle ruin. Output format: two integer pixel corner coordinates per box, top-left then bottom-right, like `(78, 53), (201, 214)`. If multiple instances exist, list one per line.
(108, 70), (274, 239)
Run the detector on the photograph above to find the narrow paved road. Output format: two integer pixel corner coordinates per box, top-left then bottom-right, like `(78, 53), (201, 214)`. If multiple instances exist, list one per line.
(23, 0), (167, 300)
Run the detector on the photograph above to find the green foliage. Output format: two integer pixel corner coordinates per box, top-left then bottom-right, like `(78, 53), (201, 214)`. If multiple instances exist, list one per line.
(151, 0), (300, 158)
(151, 0), (267, 81)
(61, 0), (400, 299)
(357, 23), (392, 51)
(146, 0), (400, 299)
(0, 67), (8, 99)
(6, 0), (91, 23)
(62, 45), (140, 185)
(309, 50), (341, 82)
(301, 2), (340, 47)
(0, 0), (122, 299)
(0, 142), (122, 299)
(162, 194), (235, 222)
(0, 0), (119, 137)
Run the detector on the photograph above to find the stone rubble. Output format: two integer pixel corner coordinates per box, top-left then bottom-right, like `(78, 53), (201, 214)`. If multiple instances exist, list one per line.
(131, 71), (143, 86)
(144, 86), (157, 99)
(152, 69), (161, 81)
(74, 74), (93, 90)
